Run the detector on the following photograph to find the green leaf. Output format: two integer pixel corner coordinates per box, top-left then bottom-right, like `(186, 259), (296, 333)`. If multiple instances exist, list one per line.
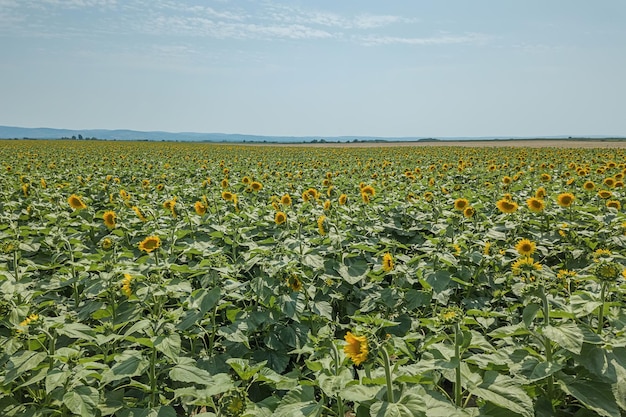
(2, 351), (47, 385)
(462, 367), (533, 417)
(168, 364), (215, 384)
(522, 303), (541, 328)
(101, 351), (149, 385)
(45, 369), (70, 394)
(542, 323), (601, 355)
(424, 270), (451, 293)
(154, 333), (181, 359)
(55, 322), (96, 341)
(369, 392), (427, 417)
(337, 257), (370, 285)
(273, 385), (321, 417)
(62, 386), (99, 416)
(318, 368), (354, 398)
(557, 373), (621, 417)
(117, 406), (177, 417)
(226, 358), (267, 381)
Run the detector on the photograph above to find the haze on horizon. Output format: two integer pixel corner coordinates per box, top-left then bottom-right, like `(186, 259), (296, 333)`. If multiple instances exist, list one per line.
(1, 0), (625, 138)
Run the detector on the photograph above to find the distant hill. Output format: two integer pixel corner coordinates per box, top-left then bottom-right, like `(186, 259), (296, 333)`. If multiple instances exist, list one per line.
(0, 125), (623, 143)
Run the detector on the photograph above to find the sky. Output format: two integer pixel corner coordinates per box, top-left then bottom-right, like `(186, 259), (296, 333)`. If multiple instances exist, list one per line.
(1, 0), (625, 138)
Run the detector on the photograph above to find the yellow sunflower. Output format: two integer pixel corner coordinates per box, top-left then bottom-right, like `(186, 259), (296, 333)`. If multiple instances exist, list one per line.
(222, 191), (234, 201)
(512, 256), (542, 276)
(338, 194), (348, 205)
(280, 194), (292, 206)
(103, 210), (117, 229)
(317, 215), (327, 235)
(496, 199), (518, 213)
(382, 253), (394, 272)
(606, 200), (621, 210)
(463, 206), (475, 218)
(323, 200), (331, 210)
(132, 206), (147, 222)
(454, 198), (469, 211)
(598, 190), (612, 199)
(68, 194), (87, 210)
(274, 211), (287, 225)
(194, 201), (207, 215)
(121, 273), (133, 297)
(535, 187), (547, 199)
(583, 181), (595, 191)
(138, 235), (161, 253)
(344, 332), (368, 366)
(526, 197), (545, 213)
(515, 239), (536, 256)
(287, 274), (302, 291)
(556, 192), (575, 207)
(250, 181), (263, 191)
(361, 185), (375, 196)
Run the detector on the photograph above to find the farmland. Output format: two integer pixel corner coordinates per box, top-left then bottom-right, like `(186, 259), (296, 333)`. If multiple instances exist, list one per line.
(1, 139), (626, 416)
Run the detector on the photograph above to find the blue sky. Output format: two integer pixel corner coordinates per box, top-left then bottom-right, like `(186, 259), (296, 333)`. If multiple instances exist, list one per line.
(1, 0), (625, 137)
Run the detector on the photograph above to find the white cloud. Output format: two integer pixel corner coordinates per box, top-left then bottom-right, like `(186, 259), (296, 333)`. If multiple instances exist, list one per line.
(358, 33), (490, 47)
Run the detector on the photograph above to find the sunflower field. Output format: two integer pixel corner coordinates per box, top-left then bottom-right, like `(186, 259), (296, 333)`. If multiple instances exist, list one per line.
(1, 139), (626, 417)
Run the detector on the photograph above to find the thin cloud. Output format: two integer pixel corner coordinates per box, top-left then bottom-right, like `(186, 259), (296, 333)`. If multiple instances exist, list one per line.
(358, 33), (490, 46)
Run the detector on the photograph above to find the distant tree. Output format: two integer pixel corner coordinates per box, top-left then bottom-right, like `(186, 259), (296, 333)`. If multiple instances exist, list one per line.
(78, 134), (83, 140)
(71, 135), (76, 140)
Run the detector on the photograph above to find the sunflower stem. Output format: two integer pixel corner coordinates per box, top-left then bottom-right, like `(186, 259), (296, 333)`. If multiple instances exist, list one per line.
(597, 281), (608, 334)
(331, 342), (346, 417)
(454, 322), (463, 407)
(381, 346), (395, 403)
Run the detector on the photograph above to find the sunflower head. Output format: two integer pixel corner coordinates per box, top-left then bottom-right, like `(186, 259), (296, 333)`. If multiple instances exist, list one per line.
(382, 253), (394, 272)
(68, 194), (87, 210)
(496, 199), (518, 213)
(194, 201), (207, 215)
(222, 191), (234, 201)
(463, 206), (475, 218)
(103, 210), (117, 228)
(526, 197), (545, 213)
(323, 200), (331, 210)
(317, 215), (327, 236)
(606, 200), (621, 210)
(343, 331), (369, 366)
(557, 192), (575, 207)
(535, 187), (547, 199)
(583, 181), (595, 191)
(595, 261), (621, 282)
(101, 238), (113, 250)
(280, 194), (292, 206)
(338, 194), (348, 205)
(287, 274), (302, 291)
(274, 211), (287, 225)
(454, 198), (469, 211)
(361, 185), (375, 196)
(440, 306), (464, 325)
(138, 235), (161, 253)
(598, 190), (612, 199)
(250, 181), (263, 191)
(515, 238), (536, 256)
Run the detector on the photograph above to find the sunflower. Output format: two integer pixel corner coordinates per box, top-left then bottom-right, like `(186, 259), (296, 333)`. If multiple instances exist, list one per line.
(221, 179), (229, 188)
(194, 201), (207, 215)
(120, 189), (130, 200)
(496, 199), (518, 213)
(250, 181), (263, 191)
(595, 261), (621, 282)
(361, 192), (370, 204)
(515, 238), (536, 256)
(307, 188), (320, 200)
(512, 257), (542, 276)
(40, 178), (47, 188)
(317, 215), (327, 236)
(597, 190), (612, 199)
(323, 200), (331, 210)
(68, 194), (87, 210)
(156, 183), (164, 191)
(502, 176), (512, 185)
(138, 235), (161, 253)
(535, 187), (547, 199)
(274, 211), (287, 225)
(361, 185), (375, 196)
(19, 313), (39, 328)
(302, 191), (310, 202)
(526, 197), (545, 213)
(603, 177), (616, 188)
(280, 193), (292, 206)
(556, 192), (575, 207)
(102, 238), (113, 250)
(424, 192), (434, 202)
(222, 191), (234, 201)
(583, 181), (595, 191)
(287, 274), (302, 291)
(382, 253), (394, 272)
(103, 210), (117, 229)
(463, 206), (475, 218)
(121, 273), (133, 297)
(541, 173), (551, 182)
(241, 176), (251, 185)
(132, 206), (147, 222)
(338, 194), (348, 205)
(606, 200), (621, 210)
(454, 198), (469, 211)
(344, 332), (368, 366)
